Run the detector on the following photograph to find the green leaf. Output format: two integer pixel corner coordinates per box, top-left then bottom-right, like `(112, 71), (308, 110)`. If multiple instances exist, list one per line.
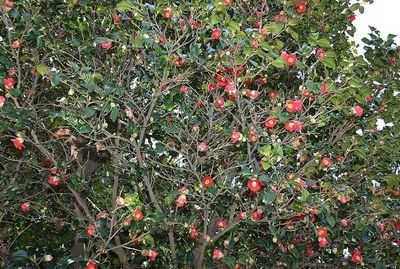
(326, 215), (335, 227)
(83, 107), (96, 118)
(262, 191), (277, 205)
(116, 1), (132, 11)
(271, 57), (285, 68)
(321, 58), (336, 69)
(110, 107), (119, 122)
(36, 64), (49, 75)
(79, 125), (92, 134)
(51, 73), (61, 87)
(317, 38), (330, 48)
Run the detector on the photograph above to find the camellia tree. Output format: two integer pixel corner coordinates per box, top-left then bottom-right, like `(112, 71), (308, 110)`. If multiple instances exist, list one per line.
(0, 0), (399, 268)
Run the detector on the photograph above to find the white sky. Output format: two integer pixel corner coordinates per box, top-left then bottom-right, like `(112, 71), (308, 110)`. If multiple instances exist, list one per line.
(352, 0), (400, 47)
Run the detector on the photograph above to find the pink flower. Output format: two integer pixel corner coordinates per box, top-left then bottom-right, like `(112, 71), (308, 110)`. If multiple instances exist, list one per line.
(316, 48), (326, 59)
(11, 137), (24, 150)
(101, 42), (112, 50)
(0, 96), (5, 108)
(281, 51), (297, 66)
(353, 105), (364, 117)
(231, 130), (242, 143)
(211, 28), (221, 40)
(4, 77), (16, 89)
(213, 249), (224, 260)
(215, 97), (225, 108)
(198, 142), (208, 152)
(48, 176), (60, 187)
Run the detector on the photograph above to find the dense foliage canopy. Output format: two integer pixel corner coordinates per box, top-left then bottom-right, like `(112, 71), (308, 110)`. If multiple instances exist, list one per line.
(0, 0), (399, 268)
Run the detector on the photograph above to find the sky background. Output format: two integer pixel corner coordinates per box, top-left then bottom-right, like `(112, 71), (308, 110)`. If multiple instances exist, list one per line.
(351, 0), (400, 48)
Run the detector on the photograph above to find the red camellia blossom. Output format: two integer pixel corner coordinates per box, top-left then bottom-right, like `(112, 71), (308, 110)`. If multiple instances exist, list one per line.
(3, 0), (14, 11)
(317, 227), (328, 237)
(295, 1), (306, 13)
(216, 73), (231, 87)
(48, 176), (60, 186)
(251, 40), (259, 49)
(50, 167), (58, 175)
(247, 178), (263, 193)
(246, 90), (260, 100)
(201, 176), (214, 188)
(251, 209), (263, 221)
(133, 209), (144, 221)
(238, 212), (246, 220)
(286, 100), (302, 113)
(215, 97), (225, 108)
(211, 28), (221, 40)
(231, 130), (242, 143)
(4, 77), (16, 89)
(306, 246), (314, 256)
(208, 83), (216, 92)
(0, 96), (5, 108)
(180, 85), (188, 94)
(12, 39), (21, 49)
(285, 120), (303, 132)
(348, 13), (356, 23)
(212, 249), (224, 260)
(353, 105), (364, 117)
(148, 250), (158, 261)
(321, 157), (332, 168)
(316, 48), (326, 59)
(190, 228), (199, 239)
(176, 195), (187, 207)
(224, 83), (235, 93)
(85, 260), (98, 269)
(281, 51), (297, 66)
(217, 219), (227, 229)
(11, 137), (24, 150)
(223, 0), (233, 6)
(388, 57), (396, 63)
(394, 219), (400, 231)
(163, 8), (173, 19)
(351, 250), (363, 264)
(113, 13), (121, 24)
(318, 237), (329, 247)
(198, 142), (208, 152)
(86, 224), (96, 236)
(339, 196), (351, 204)
(101, 42), (112, 50)
(265, 118), (278, 129)
(268, 91), (278, 99)
(321, 84), (329, 95)
(20, 202), (30, 213)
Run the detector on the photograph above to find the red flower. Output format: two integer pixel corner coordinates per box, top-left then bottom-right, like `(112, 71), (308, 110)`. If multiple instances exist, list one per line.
(317, 227), (328, 237)
(340, 219), (350, 227)
(176, 195), (187, 208)
(321, 157), (332, 168)
(3, 0), (14, 11)
(216, 73), (232, 87)
(48, 176), (60, 186)
(11, 137), (24, 150)
(268, 91), (278, 99)
(286, 100), (302, 113)
(86, 224), (96, 236)
(231, 130), (242, 143)
(191, 20), (200, 28)
(223, 0), (233, 6)
(148, 250), (158, 261)
(247, 178), (263, 193)
(180, 85), (189, 94)
(281, 52), (297, 66)
(388, 57), (397, 63)
(211, 28), (221, 40)
(224, 83), (235, 93)
(113, 13), (121, 24)
(190, 228), (199, 239)
(50, 167), (59, 175)
(163, 8), (173, 19)
(318, 237), (329, 247)
(12, 39), (21, 49)
(251, 40), (259, 49)
(353, 105), (364, 117)
(339, 196), (351, 204)
(296, 1), (306, 13)
(0, 96), (5, 108)
(101, 42), (112, 50)
(208, 83), (216, 92)
(215, 97), (225, 108)
(212, 249), (224, 260)
(217, 219), (227, 229)
(321, 84), (329, 95)
(303, 89), (311, 97)
(366, 95), (373, 102)
(133, 209), (144, 221)
(198, 142), (208, 152)
(393, 219), (400, 231)
(265, 118), (278, 129)
(4, 77), (16, 89)
(246, 90), (260, 100)
(285, 120), (303, 132)
(85, 260), (98, 269)
(351, 250), (363, 264)
(316, 48), (326, 59)
(238, 212), (246, 220)
(306, 246), (314, 256)
(201, 176), (214, 188)
(20, 202), (30, 213)
(348, 13), (356, 23)
(251, 208), (263, 221)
